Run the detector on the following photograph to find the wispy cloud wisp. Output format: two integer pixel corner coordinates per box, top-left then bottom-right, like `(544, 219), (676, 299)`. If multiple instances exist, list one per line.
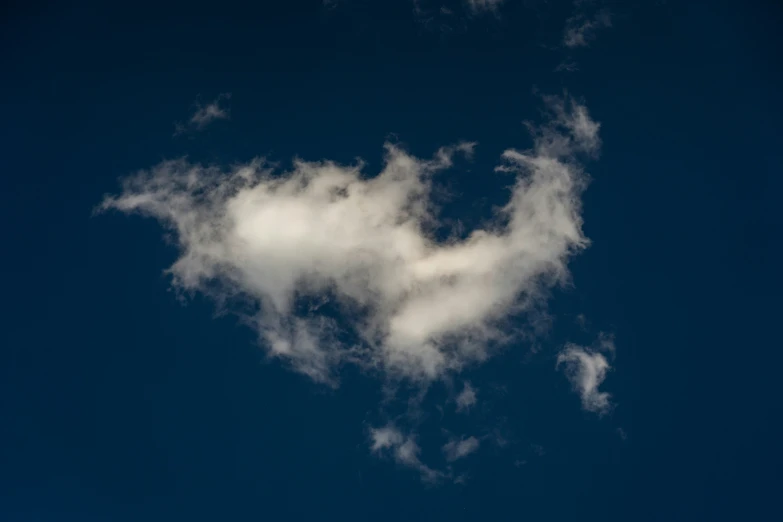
(174, 93), (231, 135)
(557, 334), (615, 415)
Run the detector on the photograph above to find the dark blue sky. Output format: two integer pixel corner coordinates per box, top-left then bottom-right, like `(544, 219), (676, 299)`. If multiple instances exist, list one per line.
(1, 0), (780, 520)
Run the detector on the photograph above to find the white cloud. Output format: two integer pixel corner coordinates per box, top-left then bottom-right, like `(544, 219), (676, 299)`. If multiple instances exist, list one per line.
(563, 10), (612, 48)
(175, 93), (231, 135)
(99, 95), (600, 387)
(442, 435), (480, 461)
(415, 0), (504, 18)
(555, 60), (579, 73)
(465, 0), (505, 13)
(595, 331), (616, 354)
(455, 382), (477, 412)
(370, 425), (479, 480)
(370, 424), (405, 452)
(370, 425), (442, 481)
(556, 336), (614, 415)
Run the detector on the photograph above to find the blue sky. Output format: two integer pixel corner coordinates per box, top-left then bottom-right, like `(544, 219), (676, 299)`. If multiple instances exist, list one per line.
(1, 0), (780, 520)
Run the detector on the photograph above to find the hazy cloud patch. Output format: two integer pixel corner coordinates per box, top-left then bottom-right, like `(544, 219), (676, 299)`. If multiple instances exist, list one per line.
(370, 424), (443, 481)
(455, 382), (477, 412)
(442, 435), (480, 461)
(465, 0), (505, 13)
(175, 93), (231, 135)
(563, 7), (612, 48)
(557, 333), (615, 415)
